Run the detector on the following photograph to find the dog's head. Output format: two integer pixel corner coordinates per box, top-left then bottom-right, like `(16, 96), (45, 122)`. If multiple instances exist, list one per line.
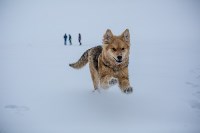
(102, 29), (130, 65)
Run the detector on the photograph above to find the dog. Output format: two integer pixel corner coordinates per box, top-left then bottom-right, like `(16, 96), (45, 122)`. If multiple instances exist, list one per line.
(69, 29), (132, 93)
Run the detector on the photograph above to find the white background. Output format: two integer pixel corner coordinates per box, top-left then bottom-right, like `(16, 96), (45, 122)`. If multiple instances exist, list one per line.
(0, 0), (200, 133)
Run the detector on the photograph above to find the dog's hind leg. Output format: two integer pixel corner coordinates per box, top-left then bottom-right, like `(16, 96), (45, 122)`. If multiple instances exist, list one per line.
(89, 63), (99, 91)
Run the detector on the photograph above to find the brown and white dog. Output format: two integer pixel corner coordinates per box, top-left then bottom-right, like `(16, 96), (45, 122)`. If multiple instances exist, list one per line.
(69, 29), (132, 93)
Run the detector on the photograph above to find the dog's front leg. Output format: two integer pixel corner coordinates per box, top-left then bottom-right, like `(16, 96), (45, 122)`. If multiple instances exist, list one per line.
(118, 77), (133, 94)
(100, 75), (117, 89)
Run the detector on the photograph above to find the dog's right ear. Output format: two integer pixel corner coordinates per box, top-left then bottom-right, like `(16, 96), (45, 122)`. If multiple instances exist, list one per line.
(103, 29), (113, 44)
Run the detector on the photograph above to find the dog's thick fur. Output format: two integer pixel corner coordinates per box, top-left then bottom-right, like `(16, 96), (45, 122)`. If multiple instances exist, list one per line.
(69, 29), (132, 93)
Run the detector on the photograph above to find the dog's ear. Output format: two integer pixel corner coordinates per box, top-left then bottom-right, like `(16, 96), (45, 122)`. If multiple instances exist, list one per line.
(103, 29), (113, 44)
(121, 29), (130, 44)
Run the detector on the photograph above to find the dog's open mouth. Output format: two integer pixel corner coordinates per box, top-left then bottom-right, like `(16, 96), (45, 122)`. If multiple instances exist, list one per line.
(113, 57), (122, 63)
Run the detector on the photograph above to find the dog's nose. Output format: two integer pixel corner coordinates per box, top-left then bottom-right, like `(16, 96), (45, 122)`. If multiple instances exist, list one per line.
(117, 56), (122, 60)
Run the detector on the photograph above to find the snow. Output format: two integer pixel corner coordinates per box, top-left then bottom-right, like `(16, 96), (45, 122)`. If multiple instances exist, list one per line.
(0, 0), (200, 133)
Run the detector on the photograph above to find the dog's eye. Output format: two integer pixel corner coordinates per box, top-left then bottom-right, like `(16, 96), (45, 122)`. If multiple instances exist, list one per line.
(112, 48), (116, 51)
(121, 48), (125, 50)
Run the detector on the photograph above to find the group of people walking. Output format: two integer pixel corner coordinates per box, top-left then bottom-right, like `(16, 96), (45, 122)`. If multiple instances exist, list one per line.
(63, 33), (81, 45)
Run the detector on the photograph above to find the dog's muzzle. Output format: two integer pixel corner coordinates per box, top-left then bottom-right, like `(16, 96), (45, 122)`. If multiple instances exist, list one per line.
(113, 56), (122, 63)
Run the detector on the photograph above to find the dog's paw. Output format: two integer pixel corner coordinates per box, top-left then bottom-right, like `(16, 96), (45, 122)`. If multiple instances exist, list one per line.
(123, 86), (133, 94)
(109, 78), (118, 86)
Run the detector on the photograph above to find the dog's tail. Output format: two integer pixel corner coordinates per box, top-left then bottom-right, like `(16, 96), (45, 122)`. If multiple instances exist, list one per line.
(69, 48), (91, 69)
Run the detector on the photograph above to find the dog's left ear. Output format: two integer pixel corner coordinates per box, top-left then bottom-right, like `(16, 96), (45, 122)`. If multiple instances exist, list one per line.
(121, 29), (130, 44)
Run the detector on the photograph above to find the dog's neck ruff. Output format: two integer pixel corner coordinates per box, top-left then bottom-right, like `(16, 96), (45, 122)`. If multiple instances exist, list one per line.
(102, 59), (129, 72)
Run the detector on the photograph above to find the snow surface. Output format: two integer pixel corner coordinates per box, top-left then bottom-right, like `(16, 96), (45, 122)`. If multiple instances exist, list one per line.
(0, 0), (200, 133)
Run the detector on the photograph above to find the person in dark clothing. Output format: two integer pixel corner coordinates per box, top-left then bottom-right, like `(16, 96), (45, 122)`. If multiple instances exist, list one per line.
(78, 33), (82, 45)
(64, 33), (67, 45)
(69, 34), (72, 45)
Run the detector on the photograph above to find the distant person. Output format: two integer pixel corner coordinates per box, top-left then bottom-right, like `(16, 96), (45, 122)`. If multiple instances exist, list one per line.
(69, 34), (72, 45)
(78, 33), (82, 45)
(64, 33), (67, 45)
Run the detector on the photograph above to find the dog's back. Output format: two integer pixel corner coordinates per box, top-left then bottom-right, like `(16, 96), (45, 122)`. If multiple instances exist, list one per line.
(69, 46), (102, 70)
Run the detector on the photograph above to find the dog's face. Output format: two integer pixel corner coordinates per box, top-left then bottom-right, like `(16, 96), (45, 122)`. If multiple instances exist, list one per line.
(102, 29), (130, 65)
